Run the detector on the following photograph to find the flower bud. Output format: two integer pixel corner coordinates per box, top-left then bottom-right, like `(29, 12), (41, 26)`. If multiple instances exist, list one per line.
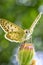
(18, 43), (35, 65)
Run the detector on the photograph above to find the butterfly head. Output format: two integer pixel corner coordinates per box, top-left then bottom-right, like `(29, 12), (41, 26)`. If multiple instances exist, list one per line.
(24, 29), (31, 41)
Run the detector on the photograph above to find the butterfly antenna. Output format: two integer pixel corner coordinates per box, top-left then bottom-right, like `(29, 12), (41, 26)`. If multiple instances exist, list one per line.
(29, 12), (42, 35)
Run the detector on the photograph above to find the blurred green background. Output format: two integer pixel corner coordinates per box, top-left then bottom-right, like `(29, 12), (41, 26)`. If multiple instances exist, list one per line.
(0, 0), (43, 65)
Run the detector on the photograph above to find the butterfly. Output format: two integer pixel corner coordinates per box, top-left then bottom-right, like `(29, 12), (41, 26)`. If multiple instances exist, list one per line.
(0, 13), (42, 43)
(0, 19), (30, 43)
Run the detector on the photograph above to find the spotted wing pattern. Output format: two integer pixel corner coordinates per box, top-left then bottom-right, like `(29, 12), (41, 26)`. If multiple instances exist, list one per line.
(0, 19), (24, 33)
(5, 32), (25, 42)
(0, 19), (25, 42)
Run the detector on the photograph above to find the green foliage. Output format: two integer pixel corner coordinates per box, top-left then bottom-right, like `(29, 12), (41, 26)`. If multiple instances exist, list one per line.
(0, 0), (43, 64)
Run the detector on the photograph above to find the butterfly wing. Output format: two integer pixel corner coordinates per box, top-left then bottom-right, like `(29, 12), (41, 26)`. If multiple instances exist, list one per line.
(0, 19), (26, 43)
(4, 32), (25, 42)
(0, 19), (24, 33)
